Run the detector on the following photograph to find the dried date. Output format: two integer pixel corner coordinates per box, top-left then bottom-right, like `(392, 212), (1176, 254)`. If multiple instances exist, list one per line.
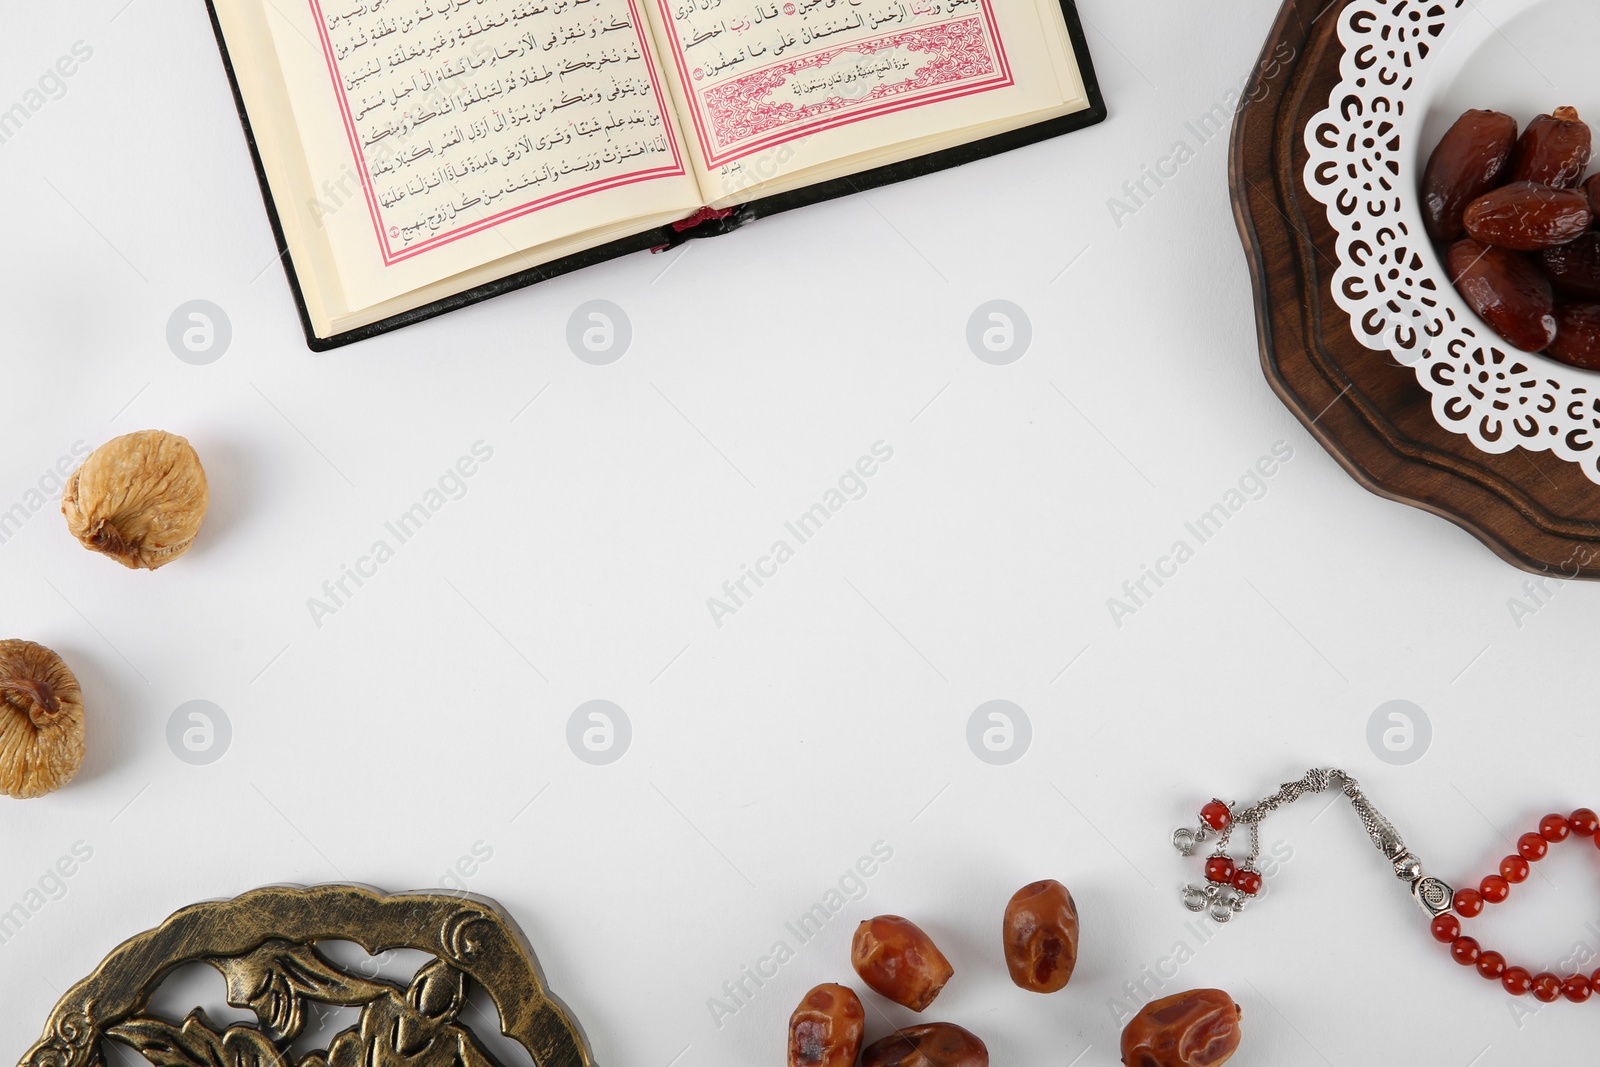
(1120, 989), (1242, 1067)
(1541, 232), (1600, 299)
(1510, 106), (1593, 189)
(788, 984), (864, 1067)
(1002, 879), (1080, 993)
(852, 916), (953, 1012)
(1422, 109), (1518, 241)
(1448, 238), (1557, 352)
(861, 1023), (988, 1067)
(1548, 303), (1600, 370)
(1462, 181), (1592, 251)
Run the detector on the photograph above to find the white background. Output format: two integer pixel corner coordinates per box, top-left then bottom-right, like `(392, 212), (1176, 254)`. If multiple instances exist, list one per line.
(3, 1), (1599, 1064)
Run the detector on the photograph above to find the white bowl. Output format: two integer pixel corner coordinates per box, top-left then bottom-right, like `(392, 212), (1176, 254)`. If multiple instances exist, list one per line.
(1305, 0), (1600, 480)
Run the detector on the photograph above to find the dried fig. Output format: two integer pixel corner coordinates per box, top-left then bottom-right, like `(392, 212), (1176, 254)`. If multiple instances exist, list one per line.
(1547, 303), (1600, 369)
(861, 1023), (988, 1067)
(1448, 238), (1557, 351)
(62, 430), (209, 569)
(1121, 989), (1242, 1067)
(0, 640), (86, 799)
(788, 984), (864, 1067)
(1003, 879), (1080, 993)
(1462, 181), (1592, 251)
(1510, 106), (1592, 189)
(1422, 109), (1519, 241)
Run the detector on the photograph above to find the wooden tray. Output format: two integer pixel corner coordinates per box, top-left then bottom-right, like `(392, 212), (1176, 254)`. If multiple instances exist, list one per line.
(1231, 0), (1600, 579)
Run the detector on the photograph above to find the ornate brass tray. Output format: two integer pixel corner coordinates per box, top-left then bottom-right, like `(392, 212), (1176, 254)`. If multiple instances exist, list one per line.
(20, 885), (595, 1067)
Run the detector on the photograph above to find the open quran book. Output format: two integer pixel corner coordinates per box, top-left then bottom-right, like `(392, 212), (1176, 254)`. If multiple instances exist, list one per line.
(206, 0), (1103, 348)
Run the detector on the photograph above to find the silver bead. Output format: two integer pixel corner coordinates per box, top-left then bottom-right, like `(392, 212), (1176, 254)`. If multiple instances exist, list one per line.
(1392, 853), (1423, 882)
(1413, 877), (1454, 918)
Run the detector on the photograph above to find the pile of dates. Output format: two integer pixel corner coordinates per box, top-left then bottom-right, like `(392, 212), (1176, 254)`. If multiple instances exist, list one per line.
(1424, 105), (1600, 366)
(787, 879), (1243, 1067)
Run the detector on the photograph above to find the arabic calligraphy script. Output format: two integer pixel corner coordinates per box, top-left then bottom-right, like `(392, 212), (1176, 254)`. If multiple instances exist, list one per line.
(667, 0), (1010, 163)
(313, 0), (684, 262)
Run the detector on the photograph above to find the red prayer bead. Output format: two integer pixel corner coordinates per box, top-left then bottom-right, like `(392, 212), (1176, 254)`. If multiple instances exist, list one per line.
(1451, 937), (1481, 966)
(1562, 974), (1592, 1003)
(1533, 973), (1563, 1003)
(1454, 888), (1485, 918)
(1480, 875), (1510, 904)
(1541, 814), (1571, 842)
(1477, 951), (1507, 981)
(1431, 915), (1461, 943)
(1503, 967), (1534, 996)
(1570, 808), (1599, 836)
(1200, 801), (1232, 832)
(1592, 967), (1600, 990)
(1500, 855), (1530, 884)
(1205, 856), (1235, 884)
(1519, 833), (1550, 861)
(1231, 869), (1263, 896)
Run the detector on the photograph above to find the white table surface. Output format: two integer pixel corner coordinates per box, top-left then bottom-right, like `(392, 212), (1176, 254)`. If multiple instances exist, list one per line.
(4, 1), (1598, 1064)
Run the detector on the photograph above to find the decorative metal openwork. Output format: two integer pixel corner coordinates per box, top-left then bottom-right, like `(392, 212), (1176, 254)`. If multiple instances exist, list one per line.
(19, 885), (594, 1067)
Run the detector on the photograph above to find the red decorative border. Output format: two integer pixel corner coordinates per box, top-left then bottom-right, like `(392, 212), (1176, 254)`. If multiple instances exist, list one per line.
(308, 0), (688, 266)
(658, 2), (1012, 169)
(703, 18), (994, 146)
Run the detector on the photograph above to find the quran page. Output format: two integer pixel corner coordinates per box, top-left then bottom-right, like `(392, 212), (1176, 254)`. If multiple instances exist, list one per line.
(214, 0), (705, 329)
(641, 0), (1092, 204)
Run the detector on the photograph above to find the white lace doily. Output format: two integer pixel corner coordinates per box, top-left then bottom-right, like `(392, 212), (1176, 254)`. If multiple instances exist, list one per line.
(1303, 0), (1600, 483)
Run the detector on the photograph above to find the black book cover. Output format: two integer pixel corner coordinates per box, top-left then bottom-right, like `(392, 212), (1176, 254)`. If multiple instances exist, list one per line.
(202, 0), (1106, 351)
